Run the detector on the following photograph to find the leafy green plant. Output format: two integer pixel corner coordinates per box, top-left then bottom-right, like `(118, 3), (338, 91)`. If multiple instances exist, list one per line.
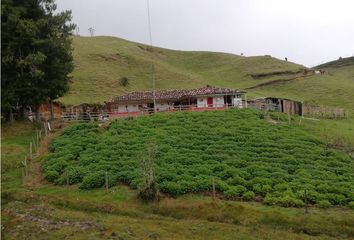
(44, 109), (354, 207)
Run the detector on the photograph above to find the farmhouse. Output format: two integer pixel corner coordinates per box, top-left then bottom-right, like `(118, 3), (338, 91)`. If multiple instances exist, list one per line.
(105, 86), (246, 116)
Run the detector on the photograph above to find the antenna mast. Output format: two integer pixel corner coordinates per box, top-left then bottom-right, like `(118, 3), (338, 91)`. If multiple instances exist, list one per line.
(146, 0), (156, 113)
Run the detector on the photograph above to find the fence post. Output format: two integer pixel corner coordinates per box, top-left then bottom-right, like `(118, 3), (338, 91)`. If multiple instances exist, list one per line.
(212, 177), (216, 200)
(22, 167), (26, 186)
(304, 189), (309, 214)
(287, 112), (291, 125)
(66, 171), (70, 185)
(30, 142), (33, 159)
(36, 130), (39, 147)
(43, 122), (48, 136)
(105, 171), (109, 192)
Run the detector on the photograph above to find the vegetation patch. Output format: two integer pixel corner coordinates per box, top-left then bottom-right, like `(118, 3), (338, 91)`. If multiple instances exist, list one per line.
(44, 109), (353, 207)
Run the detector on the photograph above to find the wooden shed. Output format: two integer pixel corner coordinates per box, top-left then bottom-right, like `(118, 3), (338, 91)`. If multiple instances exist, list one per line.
(251, 97), (303, 116)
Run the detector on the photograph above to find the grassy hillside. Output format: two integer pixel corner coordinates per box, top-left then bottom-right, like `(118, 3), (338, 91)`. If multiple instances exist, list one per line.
(248, 58), (354, 111)
(61, 36), (304, 105)
(315, 56), (354, 69)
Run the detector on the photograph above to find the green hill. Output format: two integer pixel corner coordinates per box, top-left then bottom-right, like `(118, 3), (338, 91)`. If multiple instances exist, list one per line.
(60, 36), (304, 105)
(248, 56), (354, 112)
(315, 56), (354, 69)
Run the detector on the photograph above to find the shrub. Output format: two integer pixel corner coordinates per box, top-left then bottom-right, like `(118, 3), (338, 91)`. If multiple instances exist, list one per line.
(224, 186), (247, 198)
(137, 181), (160, 202)
(349, 202), (354, 209)
(119, 76), (129, 86)
(43, 111), (354, 207)
(44, 170), (59, 182)
(318, 200), (331, 208)
(264, 195), (304, 207)
(79, 172), (105, 190)
(242, 191), (255, 201)
(67, 167), (86, 185)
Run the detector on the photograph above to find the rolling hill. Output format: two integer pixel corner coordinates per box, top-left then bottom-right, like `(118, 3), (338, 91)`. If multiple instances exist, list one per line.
(61, 36), (304, 105)
(61, 36), (354, 115)
(249, 57), (354, 111)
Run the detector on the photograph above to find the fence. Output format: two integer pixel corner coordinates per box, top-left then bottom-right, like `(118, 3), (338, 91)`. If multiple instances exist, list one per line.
(61, 102), (348, 121)
(303, 105), (347, 119)
(61, 103), (244, 121)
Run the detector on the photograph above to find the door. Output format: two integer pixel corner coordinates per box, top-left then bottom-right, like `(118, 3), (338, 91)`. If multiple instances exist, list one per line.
(207, 97), (213, 107)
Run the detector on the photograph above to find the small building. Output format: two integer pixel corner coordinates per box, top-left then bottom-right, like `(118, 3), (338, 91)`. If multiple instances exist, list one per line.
(105, 86), (246, 117)
(251, 97), (303, 116)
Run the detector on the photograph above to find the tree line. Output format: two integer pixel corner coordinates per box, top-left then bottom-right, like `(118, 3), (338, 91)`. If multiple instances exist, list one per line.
(1, 0), (75, 121)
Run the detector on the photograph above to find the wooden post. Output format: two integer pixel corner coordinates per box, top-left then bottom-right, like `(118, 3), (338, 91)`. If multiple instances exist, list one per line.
(43, 122), (48, 136)
(22, 167), (26, 186)
(36, 130), (39, 147)
(287, 112), (291, 125)
(29, 142), (33, 159)
(105, 171), (109, 192)
(298, 117), (302, 126)
(66, 171), (70, 185)
(304, 189), (309, 214)
(212, 177), (216, 200)
(24, 157), (28, 176)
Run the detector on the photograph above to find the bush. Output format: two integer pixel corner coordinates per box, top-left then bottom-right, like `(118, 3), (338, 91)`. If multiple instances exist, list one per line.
(119, 76), (129, 86)
(224, 186), (247, 198)
(242, 191), (255, 201)
(43, 111), (354, 207)
(349, 202), (354, 209)
(264, 194), (304, 207)
(67, 167), (86, 185)
(44, 170), (59, 182)
(318, 200), (331, 208)
(79, 172), (105, 189)
(137, 181), (160, 202)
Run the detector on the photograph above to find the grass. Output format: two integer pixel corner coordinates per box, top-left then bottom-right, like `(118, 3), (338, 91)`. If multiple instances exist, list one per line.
(61, 36), (304, 105)
(248, 64), (354, 112)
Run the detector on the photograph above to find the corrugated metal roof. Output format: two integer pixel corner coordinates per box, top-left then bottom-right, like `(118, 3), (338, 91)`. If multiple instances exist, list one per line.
(107, 86), (245, 103)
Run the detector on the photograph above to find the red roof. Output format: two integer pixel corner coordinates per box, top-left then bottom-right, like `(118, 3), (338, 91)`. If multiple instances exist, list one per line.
(107, 86), (245, 103)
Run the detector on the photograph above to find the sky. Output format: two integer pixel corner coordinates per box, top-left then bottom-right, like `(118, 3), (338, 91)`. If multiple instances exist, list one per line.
(56, 0), (354, 67)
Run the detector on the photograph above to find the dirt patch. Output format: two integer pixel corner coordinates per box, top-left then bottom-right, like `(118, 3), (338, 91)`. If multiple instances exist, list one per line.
(3, 209), (105, 232)
(246, 74), (314, 90)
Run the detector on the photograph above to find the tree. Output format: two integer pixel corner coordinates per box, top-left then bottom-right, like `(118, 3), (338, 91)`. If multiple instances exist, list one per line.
(1, 0), (75, 121)
(137, 143), (160, 202)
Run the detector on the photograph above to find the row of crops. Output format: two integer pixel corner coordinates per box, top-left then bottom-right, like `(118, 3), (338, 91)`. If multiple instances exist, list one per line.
(44, 109), (354, 207)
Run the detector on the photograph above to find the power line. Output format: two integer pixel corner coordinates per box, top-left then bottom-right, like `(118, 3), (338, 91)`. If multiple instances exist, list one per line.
(146, 0), (156, 113)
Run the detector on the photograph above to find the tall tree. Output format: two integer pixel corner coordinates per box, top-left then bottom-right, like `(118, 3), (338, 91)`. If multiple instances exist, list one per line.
(1, 0), (75, 121)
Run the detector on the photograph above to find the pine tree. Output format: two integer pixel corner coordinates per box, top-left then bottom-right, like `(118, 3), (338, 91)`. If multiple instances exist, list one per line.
(1, 0), (75, 121)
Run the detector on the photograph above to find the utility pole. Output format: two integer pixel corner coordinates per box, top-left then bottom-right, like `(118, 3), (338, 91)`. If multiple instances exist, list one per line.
(146, 0), (156, 113)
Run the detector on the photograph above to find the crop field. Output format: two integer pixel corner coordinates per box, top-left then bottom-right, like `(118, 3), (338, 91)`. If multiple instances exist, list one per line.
(44, 109), (353, 208)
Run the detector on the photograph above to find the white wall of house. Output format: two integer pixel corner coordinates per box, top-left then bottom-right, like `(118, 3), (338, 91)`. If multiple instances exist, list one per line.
(155, 102), (174, 111)
(214, 96), (224, 107)
(197, 97), (208, 108)
(117, 104), (140, 113)
(233, 96), (243, 108)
